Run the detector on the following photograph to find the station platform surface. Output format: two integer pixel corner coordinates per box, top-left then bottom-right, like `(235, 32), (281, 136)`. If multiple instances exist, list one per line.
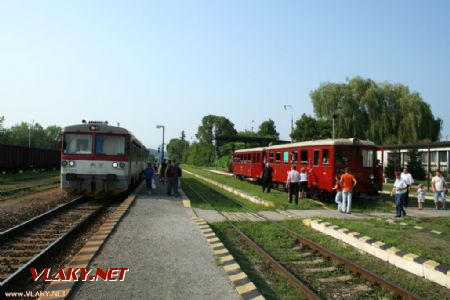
(71, 183), (239, 300)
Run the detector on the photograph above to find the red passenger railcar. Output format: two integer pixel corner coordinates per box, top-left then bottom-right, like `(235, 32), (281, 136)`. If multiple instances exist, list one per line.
(232, 138), (383, 196)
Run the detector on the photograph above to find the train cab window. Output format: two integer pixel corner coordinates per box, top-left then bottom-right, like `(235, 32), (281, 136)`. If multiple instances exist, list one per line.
(256, 153), (261, 163)
(64, 134), (92, 154)
(323, 149), (329, 165)
(269, 152), (274, 163)
(300, 150), (308, 165)
(335, 150), (348, 167)
(313, 150), (320, 166)
(362, 149), (374, 167)
(96, 135), (126, 156)
(275, 152), (281, 164)
(283, 151), (289, 164)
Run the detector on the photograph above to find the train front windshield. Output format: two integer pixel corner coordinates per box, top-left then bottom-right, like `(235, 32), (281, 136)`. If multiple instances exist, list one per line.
(64, 134), (93, 154)
(95, 135), (125, 156)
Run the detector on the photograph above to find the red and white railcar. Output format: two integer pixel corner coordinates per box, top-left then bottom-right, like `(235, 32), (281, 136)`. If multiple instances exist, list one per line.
(60, 121), (148, 196)
(232, 138), (383, 195)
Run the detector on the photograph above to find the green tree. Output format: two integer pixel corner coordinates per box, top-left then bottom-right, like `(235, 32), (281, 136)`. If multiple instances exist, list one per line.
(257, 119), (279, 140)
(310, 77), (442, 144)
(384, 150), (400, 180)
(185, 142), (215, 166)
(406, 149), (426, 180)
(291, 114), (332, 141)
(167, 138), (189, 163)
(195, 115), (237, 145)
(0, 121), (61, 149)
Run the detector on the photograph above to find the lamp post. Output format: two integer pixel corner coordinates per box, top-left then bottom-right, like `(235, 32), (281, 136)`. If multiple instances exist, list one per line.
(251, 120), (254, 134)
(283, 105), (293, 141)
(156, 125), (165, 163)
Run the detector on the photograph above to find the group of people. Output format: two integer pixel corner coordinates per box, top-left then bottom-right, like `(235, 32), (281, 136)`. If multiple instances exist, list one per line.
(143, 159), (182, 197)
(391, 168), (447, 217)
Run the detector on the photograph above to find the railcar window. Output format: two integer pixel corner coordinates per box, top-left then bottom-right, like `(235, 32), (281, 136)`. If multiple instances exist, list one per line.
(313, 150), (320, 166)
(323, 149), (329, 165)
(291, 151), (298, 164)
(283, 151), (289, 164)
(256, 153), (261, 163)
(275, 152), (281, 164)
(335, 150), (348, 167)
(64, 134), (92, 154)
(362, 150), (374, 167)
(269, 152), (274, 163)
(96, 135), (125, 156)
(300, 150), (308, 164)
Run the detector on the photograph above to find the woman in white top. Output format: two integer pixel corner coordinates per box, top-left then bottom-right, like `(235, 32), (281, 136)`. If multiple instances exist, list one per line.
(299, 167), (308, 199)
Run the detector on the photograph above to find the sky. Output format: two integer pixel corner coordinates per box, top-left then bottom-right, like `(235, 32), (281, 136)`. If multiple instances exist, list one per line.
(1, 0), (450, 150)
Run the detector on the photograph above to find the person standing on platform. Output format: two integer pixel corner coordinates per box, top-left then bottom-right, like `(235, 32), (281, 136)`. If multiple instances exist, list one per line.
(165, 160), (180, 196)
(391, 171), (407, 217)
(432, 170), (447, 210)
(333, 174), (343, 212)
(299, 167), (308, 198)
(159, 159), (168, 184)
(417, 183), (425, 210)
(176, 162), (182, 188)
(144, 162), (155, 195)
(401, 167), (414, 207)
(340, 167), (357, 214)
(286, 165), (300, 205)
(261, 163), (274, 193)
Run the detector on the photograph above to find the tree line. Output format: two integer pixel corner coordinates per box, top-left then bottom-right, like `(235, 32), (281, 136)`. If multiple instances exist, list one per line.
(167, 77), (442, 167)
(0, 117), (61, 150)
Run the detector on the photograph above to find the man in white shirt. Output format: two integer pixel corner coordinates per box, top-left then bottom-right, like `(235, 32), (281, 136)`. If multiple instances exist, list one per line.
(286, 165), (300, 205)
(391, 171), (407, 217)
(432, 170), (447, 210)
(400, 167), (414, 207)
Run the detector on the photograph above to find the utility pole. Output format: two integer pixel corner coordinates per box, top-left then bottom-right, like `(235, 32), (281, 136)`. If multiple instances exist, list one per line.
(284, 105), (293, 141)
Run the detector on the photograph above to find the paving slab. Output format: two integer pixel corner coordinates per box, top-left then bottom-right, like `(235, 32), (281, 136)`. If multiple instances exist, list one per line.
(72, 184), (238, 300)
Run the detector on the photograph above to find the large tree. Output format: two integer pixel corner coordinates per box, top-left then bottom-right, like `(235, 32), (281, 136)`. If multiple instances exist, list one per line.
(257, 119), (279, 140)
(0, 122), (61, 149)
(167, 137), (189, 163)
(195, 115), (237, 145)
(310, 77), (442, 144)
(291, 114), (332, 142)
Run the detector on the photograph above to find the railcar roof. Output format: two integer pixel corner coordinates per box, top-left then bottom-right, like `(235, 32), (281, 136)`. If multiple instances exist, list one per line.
(267, 138), (375, 149)
(62, 123), (147, 149)
(234, 146), (266, 153)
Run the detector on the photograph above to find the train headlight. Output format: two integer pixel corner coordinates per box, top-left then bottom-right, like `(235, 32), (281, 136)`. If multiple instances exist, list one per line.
(369, 174), (375, 180)
(69, 161), (75, 167)
(112, 162), (119, 168)
(61, 160), (68, 167)
(119, 162), (126, 168)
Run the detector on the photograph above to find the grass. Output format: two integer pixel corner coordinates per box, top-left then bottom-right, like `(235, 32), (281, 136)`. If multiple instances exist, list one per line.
(184, 165), (323, 210)
(212, 221), (306, 300)
(0, 169), (60, 184)
(281, 219), (450, 299)
(320, 217), (450, 267)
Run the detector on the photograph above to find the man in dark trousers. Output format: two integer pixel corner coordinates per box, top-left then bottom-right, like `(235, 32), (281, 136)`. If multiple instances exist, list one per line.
(261, 162), (274, 193)
(159, 159), (168, 184)
(165, 160), (180, 196)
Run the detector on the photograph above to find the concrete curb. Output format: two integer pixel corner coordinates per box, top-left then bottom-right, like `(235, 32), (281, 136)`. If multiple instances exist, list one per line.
(179, 189), (264, 300)
(302, 218), (450, 289)
(39, 182), (145, 300)
(184, 170), (275, 208)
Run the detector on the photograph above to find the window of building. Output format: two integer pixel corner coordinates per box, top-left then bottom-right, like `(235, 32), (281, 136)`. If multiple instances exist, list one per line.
(439, 151), (447, 165)
(275, 152), (281, 164)
(323, 149), (329, 165)
(300, 150), (308, 164)
(430, 152), (437, 165)
(313, 150), (320, 166)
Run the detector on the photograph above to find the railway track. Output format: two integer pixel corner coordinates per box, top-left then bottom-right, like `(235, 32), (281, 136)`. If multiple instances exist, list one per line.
(0, 196), (107, 291)
(184, 182), (422, 300)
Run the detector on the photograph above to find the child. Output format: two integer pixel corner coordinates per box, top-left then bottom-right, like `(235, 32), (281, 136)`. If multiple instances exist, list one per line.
(417, 184), (425, 210)
(333, 174), (343, 212)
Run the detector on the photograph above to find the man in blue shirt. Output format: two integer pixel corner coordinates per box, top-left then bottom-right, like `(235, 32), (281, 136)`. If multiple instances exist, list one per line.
(144, 162), (155, 195)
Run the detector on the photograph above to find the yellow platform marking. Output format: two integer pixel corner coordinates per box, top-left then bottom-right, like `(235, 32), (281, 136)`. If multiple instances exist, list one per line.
(236, 282), (257, 294)
(204, 233), (216, 238)
(214, 248), (229, 255)
(220, 255), (234, 262)
(224, 263), (240, 272)
(229, 272), (247, 282)
(183, 200), (191, 207)
(208, 237), (220, 243)
(210, 242), (224, 248)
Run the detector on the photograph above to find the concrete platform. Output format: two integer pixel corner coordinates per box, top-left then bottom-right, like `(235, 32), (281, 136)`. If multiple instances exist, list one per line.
(72, 183), (239, 300)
